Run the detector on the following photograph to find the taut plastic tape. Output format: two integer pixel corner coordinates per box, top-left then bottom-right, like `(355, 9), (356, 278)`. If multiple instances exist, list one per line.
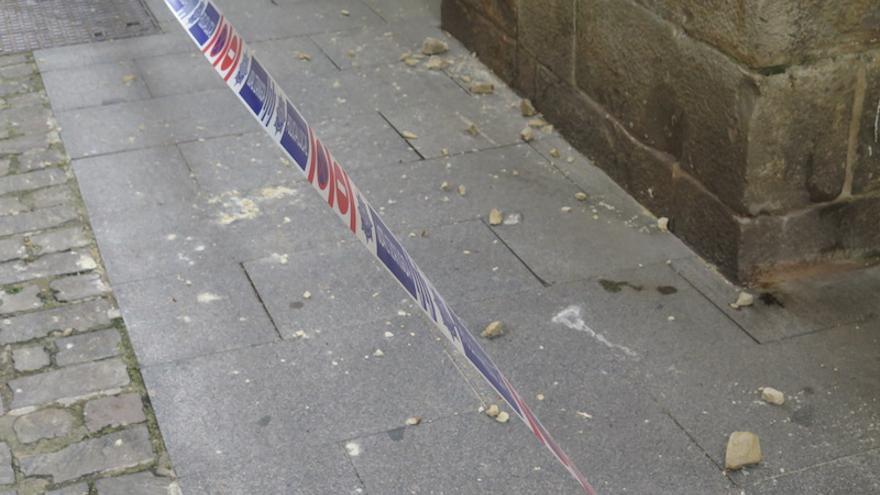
(163, 1), (595, 493)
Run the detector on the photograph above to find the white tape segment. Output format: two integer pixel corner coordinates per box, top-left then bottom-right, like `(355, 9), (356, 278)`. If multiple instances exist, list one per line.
(163, 2), (596, 493)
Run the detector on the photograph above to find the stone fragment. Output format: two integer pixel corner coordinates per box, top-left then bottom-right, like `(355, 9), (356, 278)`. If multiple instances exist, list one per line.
(730, 291), (755, 309)
(0, 284), (42, 314)
(403, 57), (420, 67)
(295, 51), (311, 61)
(12, 345), (50, 372)
(402, 131), (418, 140)
(405, 417), (421, 426)
(421, 37), (449, 55)
(303, 291), (312, 299)
(536, 394), (545, 401)
(96, 471), (179, 495)
(657, 217), (670, 232)
(340, 9), (350, 16)
(50, 273), (109, 302)
(485, 404), (500, 418)
(14, 408), (76, 443)
(372, 349), (384, 357)
(488, 209), (503, 226)
(521, 99), (537, 117)
(495, 411), (510, 423)
(760, 387), (785, 406)
(520, 127), (534, 142)
(457, 185), (466, 196)
(424, 57), (450, 70)
(9, 358), (130, 411)
(84, 393), (146, 432)
(0, 443), (13, 484)
(481, 321), (503, 339)
(503, 213), (521, 225)
(528, 118), (548, 128)
(561, 206), (572, 213)
(121, 74), (137, 84)
(464, 122), (479, 136)
(19, 426), (153, 483)
(440, 181), (452, 192)
(725, 431), (762, 470)
(549, 148), (561, 158)
(0, 298), (113, 345)
(575, 192), (588, 201)
(55, 328), (121, 367)
(469, 81), (494, 94)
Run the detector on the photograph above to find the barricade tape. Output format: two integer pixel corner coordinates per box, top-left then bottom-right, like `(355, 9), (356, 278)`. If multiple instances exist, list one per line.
(163, 1), (596, 493)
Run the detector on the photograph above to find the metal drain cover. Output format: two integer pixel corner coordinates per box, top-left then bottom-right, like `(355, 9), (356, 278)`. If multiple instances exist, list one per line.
(0, 0), (159, 55)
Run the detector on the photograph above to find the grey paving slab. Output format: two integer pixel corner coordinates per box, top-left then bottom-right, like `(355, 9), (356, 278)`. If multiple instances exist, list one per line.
(55, 328), (121, 367)
(0, 204), (78, 238)
(9, 358), (130, 412)
(349, 412), (578, 494)
(0, 298), (115, 345)
(179, 443), (364, 495)
(114, 263), (279, 365)
(178, 132), (297, 196)
(14, 408), (76, 443)
(47, 484), (88, 495)
(141, 327), (476, 477)
(84, 393), (147, 433)
(56, 88), (255, 159)
(361, 0), (440, 22)
(34, 32), (193, 72)
(95, 471), (177, 495)
(750, 449), (880, 494)
(41, 61), (151, 112)
(311, 111), (420, 170)
(73, 146), (197, 217)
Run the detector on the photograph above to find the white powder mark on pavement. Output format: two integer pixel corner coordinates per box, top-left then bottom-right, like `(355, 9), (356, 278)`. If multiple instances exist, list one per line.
(260, 186), (295, 199)
(197, 292), (223, 303)
(270, 253), (289, 264)
(345, 442), (361, 457)
(552, 305), (638, 358)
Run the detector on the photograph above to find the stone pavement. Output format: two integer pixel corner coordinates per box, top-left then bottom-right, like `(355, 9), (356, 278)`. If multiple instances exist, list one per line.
(7, 0), (878, 493)
(0, 53), (178, 493)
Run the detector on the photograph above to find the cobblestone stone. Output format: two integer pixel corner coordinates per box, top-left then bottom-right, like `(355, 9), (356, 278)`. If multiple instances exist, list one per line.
(46, 483), (88, 495)
(0, 54), (29, 68)
(0, 443), (12, 485)
(19, 425), (153, 483)
(26, 185), (75, 209)
(0, 298), (114, 344)
(0, 284), (42, 314)
(0, 204), (78, 237)
(0, 132), (49, 154)
(13, 408), (76, 443)
(12, 345), (50, 372)
(0, 169), (67, 196)
(5, 91), (46, 109)
(0, 238), (24, 262)
(30, 226), (89, 254)
(19, 148), (67, 172)
(95, 471), (178, 495)
(84, 393), (145, 432)
(55, 328), (120, 367)
(9, 358), (130, 412)
(50, 273), (109, 302)
(0, 196), (27, 215)
(0, 63), (36, 80)
(0, 249), (95, 285)
(0, 160), (9, 177)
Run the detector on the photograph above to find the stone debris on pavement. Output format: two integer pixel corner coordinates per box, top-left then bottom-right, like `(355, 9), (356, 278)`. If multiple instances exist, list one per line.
(520, 127), (535, 142)
(503, 213), (521, 226)
(481, 320), (504, 339)
(295, 51), (312, 61)
(725, 431), (762, 470)
(303, 290), (312, 299)
(373, 349), (385, 357)
(575, 192), (588, 201)
(469, 81), (495, 94)
(402, 131), (418, 140)
(561, 206), (573, 213)
(485, 404), (500, 418)
(657, 217), (670, 232)
(520, 98), (537, 117)
(421, 37), (449, 55)
(464, 122), (479, 136)
(440, 181), (452, 192)
(488, 208), (503, 226)
(457, 184), (467, 196)
(549, 147), (561, 158)
(495, 411), (510, 423)
(405, 416), (422, 426)
(528, 118), (548, 128)
(424, 57), (450, 70)
(760, 387), (785, 405)
(730, 291), (755, 309)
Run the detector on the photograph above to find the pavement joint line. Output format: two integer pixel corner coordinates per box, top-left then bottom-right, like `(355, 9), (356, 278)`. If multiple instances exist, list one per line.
(240, 261), (284, 341)
(481, 216), (552, 288)
(377, 110), (426, 160)
(750, 445), (880, 486)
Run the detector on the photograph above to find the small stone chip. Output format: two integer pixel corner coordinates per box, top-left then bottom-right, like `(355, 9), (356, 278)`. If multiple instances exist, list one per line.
(470, 81), (495, 94)
(464, 122), (479, 136)
(657, 217), (670, 232)
(121, 74), (137, 84)
(485, 404), (500, 417)
(421, 37), (449, 55)
(481, 320), (504, 339)
(528, 118), (548, 128)
(503, 213), (521, 226)
(402, 131), (418, 140)
(340, 9), (350, 16)
(561, 206), (572, 213)
(303, 291), (312, 300)
(549, 148), (561, 158)
(520, 99), (537, 117)
(730, 291), (755, 309)
(495, 411), (510, 423)
(575, 192), (588, 201)
(520, 127), (534, 142)
(760, 387), (785, 405)
(441, 148), (450, 157)
(372, 349), (385, 357)
(405, 416), (422, 426)
(295, 51), (312, 61)
(536, 394), (545, 401)
(458, 184), (467, 196)
(725, 432), (762, 470)
(488, 208), (503, 226)
(440, 181), (452, 192)
(424, 57), (450, 70)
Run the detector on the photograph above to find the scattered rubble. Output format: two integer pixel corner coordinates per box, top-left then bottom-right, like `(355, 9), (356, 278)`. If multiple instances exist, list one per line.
(465, 122), (479, 136)
(725, 432), (762, 470)
(121, 74), (137, 84)
(440, 181), (452, 192)
(488, 209), (503, 226)
(303, 291), (312, 299)
(402, 131), (418, 140)
(372, 349), (385, 357)
(549, 148), (561, 158)
(424, 57), (450, 70)
(485, 404), (500, 418)
(295, 51), (311, 61)
(520, 127), (534, 142)
(421, 37), (449, 55)
(481, 321), (504, 339)
(403, 57), (420, 66)
(576, 411), (593, 419)
(561, 206), (572, 213)
(520, 99), (537, 117)
(457, 185), (467, 196)
(657, 217), (670, 232)
(470, 81), (495, 94)
(405, 416), (422, 426)
(340, 9), (350, 16)
(528, 118), (548, 128)
(495, 411), (510, 423)
(730, 291), (755, 309)
(536, 394), (545, 401)
(575, 192), (588, 201)
(760, 387), (785, 405)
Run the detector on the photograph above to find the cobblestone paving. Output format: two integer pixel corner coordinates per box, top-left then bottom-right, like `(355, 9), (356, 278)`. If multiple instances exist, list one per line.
(0, 52), (177, 494)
